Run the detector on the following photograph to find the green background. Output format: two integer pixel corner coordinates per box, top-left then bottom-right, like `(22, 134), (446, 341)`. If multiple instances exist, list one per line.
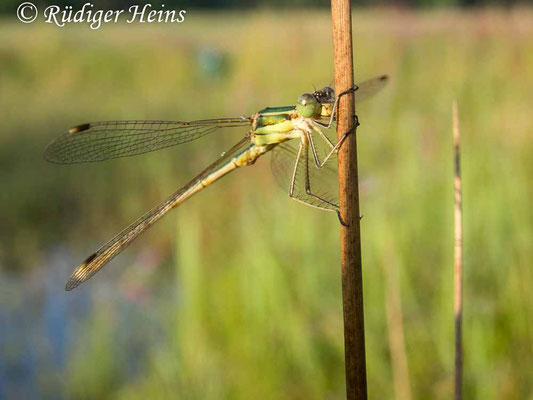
(1, 7), (532, 399)
(0, 0), (528, 13)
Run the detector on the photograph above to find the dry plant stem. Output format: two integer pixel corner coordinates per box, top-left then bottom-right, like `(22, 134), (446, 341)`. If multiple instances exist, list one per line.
(331, 0), (367, 398)
(453, 101), (463, 400)
(383, 238), (412, 400)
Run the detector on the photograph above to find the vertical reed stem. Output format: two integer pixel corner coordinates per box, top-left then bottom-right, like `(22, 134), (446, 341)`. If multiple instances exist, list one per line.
(331, 1), (367, 398)
(453, 100), (463, 400)
(383, 238), (412, 400)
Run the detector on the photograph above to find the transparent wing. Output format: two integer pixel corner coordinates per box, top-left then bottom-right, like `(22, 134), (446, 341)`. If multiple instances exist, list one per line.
(354, 75), (389, 104)
(271, 138), (339, 212)
(65, 137), (252, 290)
(271, 142), (297, 192)
(44, 118), (252, 164)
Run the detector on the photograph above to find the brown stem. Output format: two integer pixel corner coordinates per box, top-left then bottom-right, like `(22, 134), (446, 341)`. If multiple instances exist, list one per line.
(331, 1), (367, 398)
(453, 100), (463, 400)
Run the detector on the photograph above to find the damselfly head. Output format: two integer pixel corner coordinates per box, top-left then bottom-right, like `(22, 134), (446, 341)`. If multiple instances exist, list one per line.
(296, 93), (321, 118)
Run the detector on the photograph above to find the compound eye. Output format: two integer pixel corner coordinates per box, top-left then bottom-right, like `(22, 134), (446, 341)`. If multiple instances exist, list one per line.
(296, 93), (320, 118)
(321, 86), (335, 101)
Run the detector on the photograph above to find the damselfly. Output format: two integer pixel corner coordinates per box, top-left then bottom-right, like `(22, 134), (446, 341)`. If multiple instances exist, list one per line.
(45, 75), (388, 290)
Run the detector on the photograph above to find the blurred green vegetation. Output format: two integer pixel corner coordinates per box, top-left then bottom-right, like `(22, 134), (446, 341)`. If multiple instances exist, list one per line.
(0, 0), (527, 14)
(0, 8), (532, 399)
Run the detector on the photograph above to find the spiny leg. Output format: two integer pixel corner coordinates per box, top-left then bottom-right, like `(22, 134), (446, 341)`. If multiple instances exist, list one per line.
(286, 137), (345, 226)
(288, 140), (304, 199)
(287, 138), (338, 210)
(307, 130), (329, 168)
(307, 117), (359, 169)
(302, 138), (339, 210)
(321, 84), (360, 129)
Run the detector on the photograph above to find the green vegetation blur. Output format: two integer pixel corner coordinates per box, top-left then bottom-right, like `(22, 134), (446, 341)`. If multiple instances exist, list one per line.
(1, 8), (532, 399)
(0, 0), (527, 14)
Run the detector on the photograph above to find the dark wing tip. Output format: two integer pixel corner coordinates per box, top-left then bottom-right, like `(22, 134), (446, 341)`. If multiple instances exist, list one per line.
(379, 75), (389, 82)
(44, 123), (91, 163)
(68, 123), (91, 134)
(64, 253), (98, 291)
(64, 279), (79, 291)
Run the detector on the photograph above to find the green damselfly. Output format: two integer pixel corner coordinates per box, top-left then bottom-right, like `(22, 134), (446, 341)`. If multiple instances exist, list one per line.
(45, 75), (388, 290)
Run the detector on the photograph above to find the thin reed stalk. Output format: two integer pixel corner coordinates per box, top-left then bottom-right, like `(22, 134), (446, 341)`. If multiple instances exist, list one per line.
(453, 100), (463, 400)
(331, 1), (367, 398)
